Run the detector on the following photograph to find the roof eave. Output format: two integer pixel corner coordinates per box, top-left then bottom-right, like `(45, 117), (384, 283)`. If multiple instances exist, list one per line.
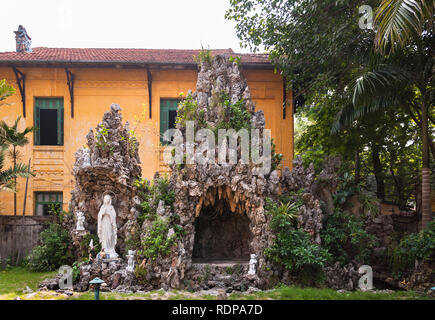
(0, 60), (274, 70)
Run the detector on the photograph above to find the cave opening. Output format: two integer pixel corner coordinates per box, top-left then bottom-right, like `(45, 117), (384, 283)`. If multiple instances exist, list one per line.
(192, 200), (253, 264)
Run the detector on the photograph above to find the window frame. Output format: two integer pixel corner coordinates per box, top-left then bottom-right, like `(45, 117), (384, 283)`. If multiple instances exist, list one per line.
(160, 99), (181, 144)
(34, 97), (64, 146)
(34, 191), (63, 216)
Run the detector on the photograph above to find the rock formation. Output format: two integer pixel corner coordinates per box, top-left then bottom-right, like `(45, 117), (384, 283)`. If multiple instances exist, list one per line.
(139, 55), (279, 291)
(60, 55), (410, 294)
(280, 156), (324, 244)
(69, 104), (141, 257)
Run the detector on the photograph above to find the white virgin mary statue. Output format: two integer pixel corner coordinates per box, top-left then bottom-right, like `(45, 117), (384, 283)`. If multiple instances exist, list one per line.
(97, 195), (118, 258)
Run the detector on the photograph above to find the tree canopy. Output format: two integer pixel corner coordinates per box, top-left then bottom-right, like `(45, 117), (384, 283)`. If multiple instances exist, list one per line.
(226, 0), (434, 211)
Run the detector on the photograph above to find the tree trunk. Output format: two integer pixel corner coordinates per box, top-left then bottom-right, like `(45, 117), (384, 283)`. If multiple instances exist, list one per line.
(372, 145), (385, 200)
(13, 146), (16, 216)
(16, 159), (30, 265)
(421, 100), (432, 229)
(355, 150), (360, 184)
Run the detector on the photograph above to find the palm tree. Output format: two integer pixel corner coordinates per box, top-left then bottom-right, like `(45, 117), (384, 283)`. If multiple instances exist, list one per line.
(375, 0), (434, 53)
(375, 0), (434, 228)
(0, 79), (15, 106)
(0, 116), (35, 215)
(335, 0), (434, 228)
(0, 145), (33, 192)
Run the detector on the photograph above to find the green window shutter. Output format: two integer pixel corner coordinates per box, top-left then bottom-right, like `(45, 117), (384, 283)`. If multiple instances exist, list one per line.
(34, 102), (40, 145)
(60, 107), (64, 146)
(58, 99), (64, 146)
(160, 101), (169, 140)
(160, 99), (181, 144)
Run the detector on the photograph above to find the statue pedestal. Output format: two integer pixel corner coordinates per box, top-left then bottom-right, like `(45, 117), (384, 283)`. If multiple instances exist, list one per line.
(96, 252), (120, 261)
(102, 258), (122, 263)
(98, 256), (124, 272)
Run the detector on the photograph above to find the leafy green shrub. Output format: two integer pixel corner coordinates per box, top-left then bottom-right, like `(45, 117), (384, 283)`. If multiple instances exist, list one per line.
(153, 175), (175, 207)
(48, 203), (68, 223)
(333, 172), (359, 207)
(133, 175), (181, 258)
(266, 198), (300, 222)
(0, 257), (13, 270)
(175, 92), (205, 129)
(193, 47), (213, 66)
(26, 223), (73, 272)
(300, 148), (327, 172)
(265, 197), (330, 283)
(265, 227), (331, 271)
(390, 221), (435, 274)
(135, 175), (175, 226)
(140, 217), (176, 260)
(271, 138), (283, 171)
(357, 189), (380, 216)
(333, 172), (380, 217)
(95, 124), (113, 154)
(72, 259), (88, 282)
(224, 97), (251, 132)
(321, 210), (378, 265)
(134, 265), (148, 285)
(215, 93), (251, 132)
(228, 55), (241, 66)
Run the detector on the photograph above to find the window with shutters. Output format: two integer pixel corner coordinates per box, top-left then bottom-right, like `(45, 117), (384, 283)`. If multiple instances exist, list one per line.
(34, 98), (64, 146)
(160, 99), (180, 144)
(34, 192), (63, 216)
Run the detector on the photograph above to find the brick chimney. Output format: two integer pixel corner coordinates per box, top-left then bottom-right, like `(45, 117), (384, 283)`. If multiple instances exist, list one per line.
(14, 25), (32, 53)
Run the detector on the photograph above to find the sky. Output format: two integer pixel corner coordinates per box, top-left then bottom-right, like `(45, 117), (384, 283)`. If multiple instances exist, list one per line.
(0, 0), (252, 53)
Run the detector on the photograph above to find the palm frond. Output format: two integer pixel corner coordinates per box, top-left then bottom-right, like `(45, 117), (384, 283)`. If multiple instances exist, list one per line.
(0, 168), (19, 185)
(333, 64), (409, 132)
(351, 64), (409, 105)
(12, 163), (34, 178)
(0, 116), (34, 147)
(375, 0), (434, 53)
(0, 145), (33, 192)
(0, 79), (15, 106)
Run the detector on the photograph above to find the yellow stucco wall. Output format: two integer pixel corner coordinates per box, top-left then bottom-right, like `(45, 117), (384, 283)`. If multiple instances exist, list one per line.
(0, 66), (293, 215)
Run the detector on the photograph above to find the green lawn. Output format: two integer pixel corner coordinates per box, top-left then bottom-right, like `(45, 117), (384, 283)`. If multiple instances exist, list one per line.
(0, 268), (432, 300)
(229, 285), (433, 300)
(0, 267), (57, 298)
(71, 287), (432, 300)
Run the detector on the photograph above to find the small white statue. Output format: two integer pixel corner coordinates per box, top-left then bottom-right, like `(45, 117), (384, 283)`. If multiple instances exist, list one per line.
(88, 239), (94, 260)
(97, 195), (118, 258)
(248, 254), (257, 275)
(358, 265), (373, 291)
(126, 250), (136, 272)
(82, 148), (91, 168)
(167, 228), (175, 239)
(76, 211), (85, 231)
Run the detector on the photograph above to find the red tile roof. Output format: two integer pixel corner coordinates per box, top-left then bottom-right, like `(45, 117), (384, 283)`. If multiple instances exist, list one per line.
(0, 47), (270, 67)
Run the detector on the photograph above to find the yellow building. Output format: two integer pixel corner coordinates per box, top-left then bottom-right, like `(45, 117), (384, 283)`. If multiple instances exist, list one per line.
(0, 43), (293, 216)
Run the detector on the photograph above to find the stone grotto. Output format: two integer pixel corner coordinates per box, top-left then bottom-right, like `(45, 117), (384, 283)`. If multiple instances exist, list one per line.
(40, 53), (431, 295)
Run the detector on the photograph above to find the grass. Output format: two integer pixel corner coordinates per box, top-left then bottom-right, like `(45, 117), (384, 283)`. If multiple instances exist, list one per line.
(0, 267), (57, 299)
(228, 285), (433, 300)
(0, 268), (432, 300)
(70, 286), (433, 300)
(70, 290), (216, 300)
